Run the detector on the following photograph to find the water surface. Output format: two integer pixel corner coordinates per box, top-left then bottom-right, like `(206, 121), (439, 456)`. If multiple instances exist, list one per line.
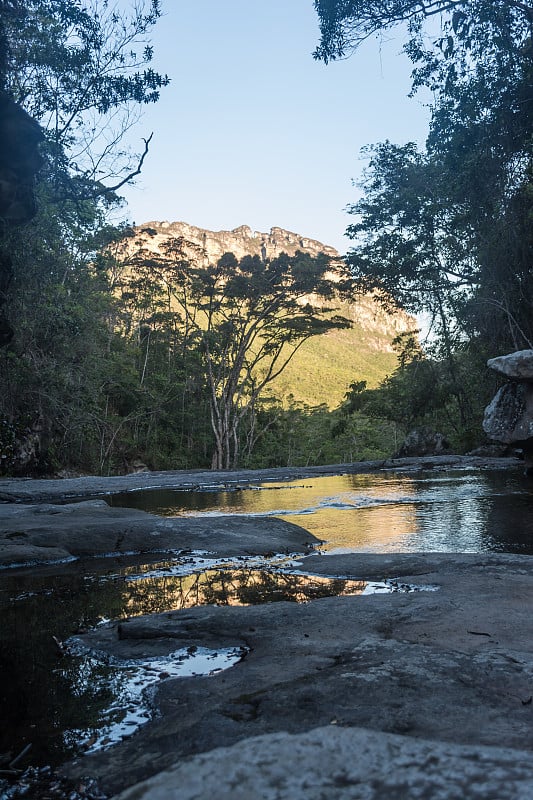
(108, 469), (533, 554)
(2, 466), (532, 775)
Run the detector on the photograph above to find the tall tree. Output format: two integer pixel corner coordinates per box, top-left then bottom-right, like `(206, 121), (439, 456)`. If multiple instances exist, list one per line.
(0, 1), (168, 473)
(116, 233), (356, 469)
(314, 0), (533, 352)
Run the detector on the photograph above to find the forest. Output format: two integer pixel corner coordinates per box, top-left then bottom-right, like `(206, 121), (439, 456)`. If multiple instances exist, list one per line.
(0, 0), (531, 475)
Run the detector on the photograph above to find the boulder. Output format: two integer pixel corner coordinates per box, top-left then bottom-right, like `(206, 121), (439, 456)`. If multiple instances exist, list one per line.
(396, 427), (450, 457)
(482, 382), (533, 444)
(487, 349), (533, 381)
(112, 726), (533, 800)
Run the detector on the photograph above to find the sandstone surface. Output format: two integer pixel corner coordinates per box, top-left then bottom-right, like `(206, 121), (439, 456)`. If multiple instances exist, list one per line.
(127, 220), (414, 349)
(483, 382), (533, 443)
(57, 550), (533, 799)
(113, 726), (533, 800)
(0, 454), (519, 504)
(0, 499), (318, 568)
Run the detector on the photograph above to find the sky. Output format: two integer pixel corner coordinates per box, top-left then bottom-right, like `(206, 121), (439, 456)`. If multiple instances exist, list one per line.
(118, 0), (432, 254)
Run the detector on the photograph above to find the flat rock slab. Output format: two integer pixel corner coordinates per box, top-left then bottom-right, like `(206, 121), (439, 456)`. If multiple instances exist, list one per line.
(63, 552), (533, 797)
(113, 725), (533, 800)
(0, 455), (520, 503)
(0, 500), (318, 568)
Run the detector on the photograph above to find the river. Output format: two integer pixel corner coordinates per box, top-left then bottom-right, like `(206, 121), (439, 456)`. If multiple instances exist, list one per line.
(1, 466), (532, 778)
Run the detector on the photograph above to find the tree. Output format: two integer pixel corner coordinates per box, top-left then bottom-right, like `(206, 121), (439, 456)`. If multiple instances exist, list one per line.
(4, 0), (168, 191)
(313, 0), (533, 64)
(116, 234), (356, 469)
(315, 0), (533, 351)
(0, 1), (169, 473)
(312, 0), (533, 449)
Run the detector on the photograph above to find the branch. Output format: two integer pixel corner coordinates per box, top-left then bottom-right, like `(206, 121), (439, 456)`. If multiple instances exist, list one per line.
(95, 132), (153, 196)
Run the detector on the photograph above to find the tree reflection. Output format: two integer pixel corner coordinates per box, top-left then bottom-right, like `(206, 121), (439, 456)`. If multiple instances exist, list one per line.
(123, 569), (367, 612)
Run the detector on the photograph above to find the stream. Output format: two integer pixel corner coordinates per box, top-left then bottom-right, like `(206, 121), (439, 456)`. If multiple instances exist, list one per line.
(1, 467), (532, 783)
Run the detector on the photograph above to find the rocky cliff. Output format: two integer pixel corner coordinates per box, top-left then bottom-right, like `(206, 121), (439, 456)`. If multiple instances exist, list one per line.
(128, 221), (416, 407)
(137, 220), (339, 262)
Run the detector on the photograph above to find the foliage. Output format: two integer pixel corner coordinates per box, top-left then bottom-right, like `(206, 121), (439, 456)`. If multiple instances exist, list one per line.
(313, 0), (533, 65)
(314, 0), (533, 444)
(113, 233), (356, 469)
(0, 1), (170, 474)
(343, 336), (499, 451)
(245, 397), (400, 468)
(4, 0), (168, 189)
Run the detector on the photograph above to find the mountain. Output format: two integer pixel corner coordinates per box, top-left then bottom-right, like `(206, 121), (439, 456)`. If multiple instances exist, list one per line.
(128, 221), (416, 408)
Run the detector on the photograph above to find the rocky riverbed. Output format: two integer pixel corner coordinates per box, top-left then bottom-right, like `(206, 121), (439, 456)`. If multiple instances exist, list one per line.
(2, 455), (533, 799)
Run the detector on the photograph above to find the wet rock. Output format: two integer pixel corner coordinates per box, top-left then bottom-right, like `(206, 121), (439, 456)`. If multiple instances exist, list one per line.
(63, 553), (533, 798)
(0, 457), (521, 504)
(0, 501), (318, 568)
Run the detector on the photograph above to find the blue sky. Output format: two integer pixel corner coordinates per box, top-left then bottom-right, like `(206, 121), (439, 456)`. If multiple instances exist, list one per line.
(119, 1), (431, 253)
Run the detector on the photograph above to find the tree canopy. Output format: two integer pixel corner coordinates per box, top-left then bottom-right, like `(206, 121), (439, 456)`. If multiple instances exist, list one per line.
(313, 0), (533, 443)
(114, 232), (355, 469)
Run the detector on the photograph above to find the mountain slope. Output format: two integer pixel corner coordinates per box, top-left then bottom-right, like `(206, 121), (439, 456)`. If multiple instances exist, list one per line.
(129, 221), (416, 408)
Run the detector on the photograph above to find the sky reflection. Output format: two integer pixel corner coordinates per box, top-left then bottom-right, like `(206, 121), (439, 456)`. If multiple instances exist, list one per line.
(108, 469), (533, 554)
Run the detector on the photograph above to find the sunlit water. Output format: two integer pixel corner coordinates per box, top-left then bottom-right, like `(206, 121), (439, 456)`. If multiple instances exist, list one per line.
(1, 467), (532, 774)
(107, 469), (533, 554)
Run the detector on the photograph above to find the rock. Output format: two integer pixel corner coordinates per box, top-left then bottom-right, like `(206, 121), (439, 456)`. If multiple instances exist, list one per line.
(0, 500), (319, 568)
(0, 457), (521, 504)
(487, 349), (533, 381)
(112, 726), (533, 800)
(0, 91), (43, 224)
(0, 91), (44, 345)
(482, 382), (533, 443)
(111, 221), (417, 407)
(484, 351), (533, 473)
(62, 552), (533, 797)
(396, 427), (450, 457)
(135, 220), (340, 262)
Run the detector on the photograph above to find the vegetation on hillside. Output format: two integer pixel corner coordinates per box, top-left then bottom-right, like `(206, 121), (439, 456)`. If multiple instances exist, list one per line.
(314, 0), (533, 450)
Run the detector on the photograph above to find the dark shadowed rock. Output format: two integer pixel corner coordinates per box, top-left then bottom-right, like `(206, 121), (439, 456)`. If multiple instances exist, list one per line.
(396, 427), (450, 457)
(112, 726), (533, 800)
(483, 382), (533, 443)
(61, 552), (533, 799)
(0, 500), (318, 567)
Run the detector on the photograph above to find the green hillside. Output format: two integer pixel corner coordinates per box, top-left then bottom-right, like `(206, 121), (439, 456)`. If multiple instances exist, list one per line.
(269, 323), (400, 409)
(267, 297), (411, 409)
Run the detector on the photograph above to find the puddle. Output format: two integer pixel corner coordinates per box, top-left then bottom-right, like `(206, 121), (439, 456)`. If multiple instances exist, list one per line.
(63, 643), (246, 753)
(0, 546), (440, 770)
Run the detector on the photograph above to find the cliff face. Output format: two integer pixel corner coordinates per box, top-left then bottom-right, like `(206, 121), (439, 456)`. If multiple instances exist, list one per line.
(133, 221), (414, 350)
(137, 220), (339, 262)
(128, 221), (416, 407)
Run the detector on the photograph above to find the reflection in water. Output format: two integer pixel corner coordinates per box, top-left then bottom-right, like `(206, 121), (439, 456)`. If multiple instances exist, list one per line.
(0, 555), (387, 768)
(64, 644), (246, 754)
(124, 566), (369, 610)
(108, 469), (533, 554)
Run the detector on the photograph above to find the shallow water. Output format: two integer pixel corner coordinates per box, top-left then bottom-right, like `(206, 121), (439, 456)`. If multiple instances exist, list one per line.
(1, 466), (532, 775)
(0, 552), (417, 770)
(107, 468), (533, 554)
